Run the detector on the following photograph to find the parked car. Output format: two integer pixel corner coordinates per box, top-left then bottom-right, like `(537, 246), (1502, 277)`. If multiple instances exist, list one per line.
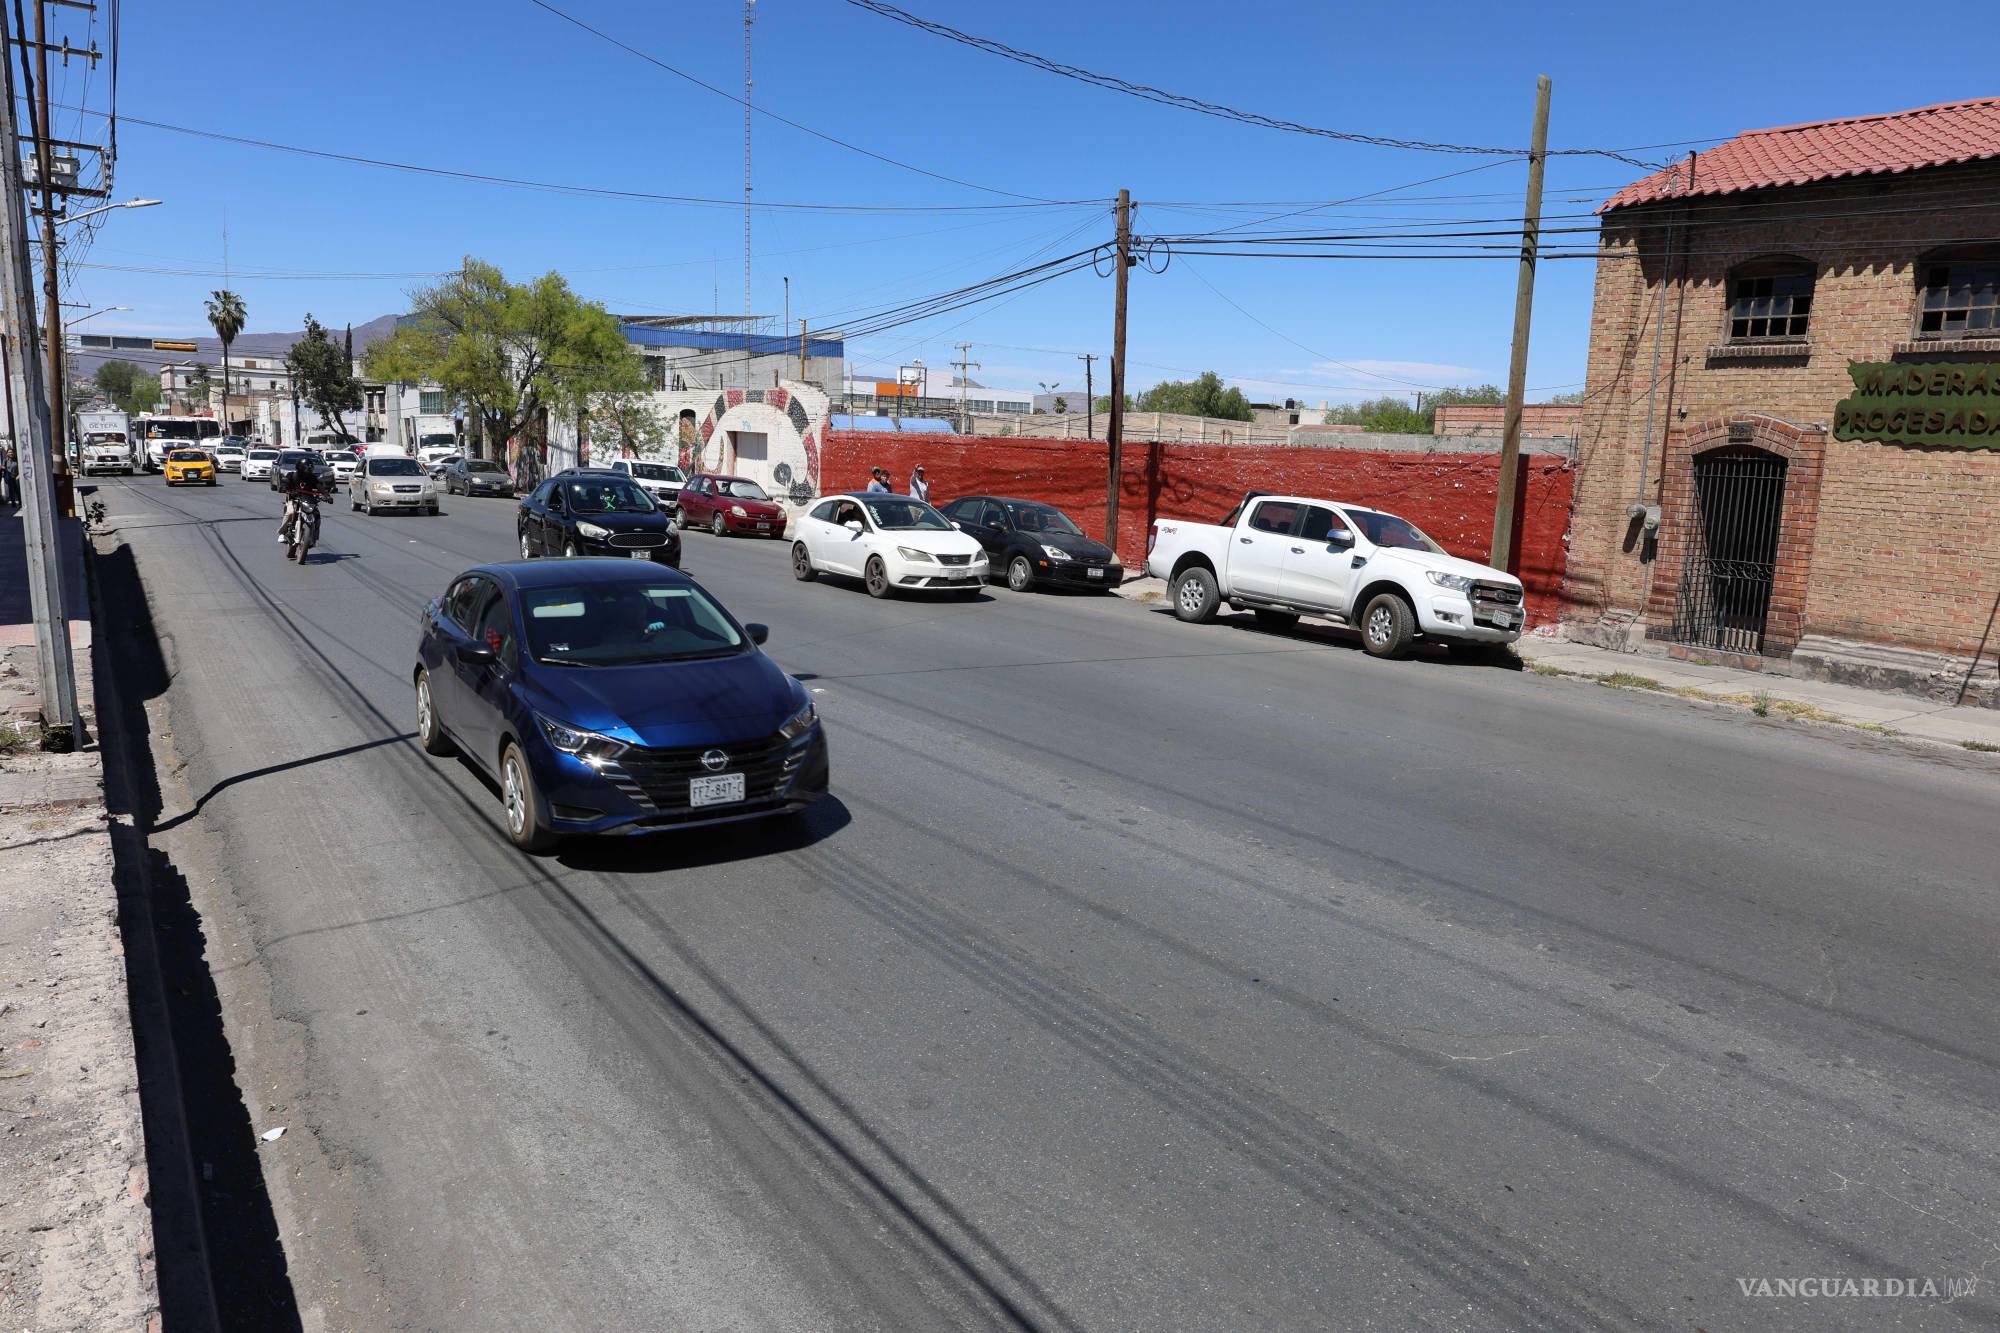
(1145, 492), (1526, 659)
(674, 473), (787, 537)
(212, 442), (247, 473)
(940, 494), (1122, 593)
(162, 448), (218, 487)
(412, 560), (827, 851)
(425, 454), (462, 479)
(349, 454), (439, 515)
(791, 492), (988, 598)
(604, 458), (686, 510)
(442, 456), (513, 497)
(417, 444), (462, 470)
(517, 473), (681, 567)
(241, 447), (281, 482)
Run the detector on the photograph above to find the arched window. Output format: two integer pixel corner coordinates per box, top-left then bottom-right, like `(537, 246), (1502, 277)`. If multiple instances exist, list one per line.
(1726, 258), (1814, 343)
(1917, 246), (2000, 340)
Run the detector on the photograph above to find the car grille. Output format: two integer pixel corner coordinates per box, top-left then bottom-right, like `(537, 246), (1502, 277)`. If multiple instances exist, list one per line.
(1474, 581), (1522, 605)
(602, 731), (806, 811)
(607, 531), (666, 550)
(392, 484), (422, 494)
(936, 553), (972, 566)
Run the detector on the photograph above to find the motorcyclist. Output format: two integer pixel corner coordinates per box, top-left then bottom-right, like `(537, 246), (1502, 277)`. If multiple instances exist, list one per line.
(278, 454), (328, 544)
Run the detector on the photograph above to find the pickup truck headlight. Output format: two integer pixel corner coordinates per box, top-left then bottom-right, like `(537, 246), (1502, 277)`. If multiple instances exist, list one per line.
(1425, 571), (1476, 592)
(730, 504), (748, 517)
(536, 712), (627, 763)
(1041, 545), (1073, 562)
(777, 700), (817, 741)
(896, 546), (935, 563)
(576, 521), (611, 540)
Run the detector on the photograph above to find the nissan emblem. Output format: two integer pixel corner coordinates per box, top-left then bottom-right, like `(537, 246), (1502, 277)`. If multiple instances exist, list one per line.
(700, 749), (729, 772)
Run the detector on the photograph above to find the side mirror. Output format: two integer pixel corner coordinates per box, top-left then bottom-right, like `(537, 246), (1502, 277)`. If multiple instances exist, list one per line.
(456, 640), (496, 665)
(843, 519), (864, 533)
(1326, 530), (1355, 551)
(950, 520), (963, 530)
(745, 622), (770, 646)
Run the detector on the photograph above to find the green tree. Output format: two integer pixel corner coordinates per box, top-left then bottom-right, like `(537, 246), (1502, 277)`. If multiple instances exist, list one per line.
(1094, 393), (1133, 414)
(1548, 389), (1585, 405)
(182, 364), (215, 414)
(206, 289), (246, 430)
(285, 314), (363, 435)
(365, 258), (634, 463)
(1131, 371), (1252, 421)
(588, 391), (667, 459)
(93, 359), (160, 416)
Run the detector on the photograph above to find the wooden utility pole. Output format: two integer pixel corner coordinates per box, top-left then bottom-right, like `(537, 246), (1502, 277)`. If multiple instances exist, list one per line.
(1490, 76), (1551, 572)
(798, 319), (807, 381)
(1105, 190), (1131, 544)
(1077, 352), (1096, 440)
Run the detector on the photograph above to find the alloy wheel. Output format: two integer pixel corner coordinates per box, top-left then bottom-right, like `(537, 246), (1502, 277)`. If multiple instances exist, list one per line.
(1178, 580), (1204, 617)
(416, 676), (433, 735)
(1008, 556), (1033, 593)
(503, 755), (528, 835)
(1367, 606), (1392, 646)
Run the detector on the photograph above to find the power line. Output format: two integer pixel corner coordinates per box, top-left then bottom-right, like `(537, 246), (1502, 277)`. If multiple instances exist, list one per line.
(72, 106), (1106, 214)
(526, 0), (1065, 204)
(842, 0), (1663, 168)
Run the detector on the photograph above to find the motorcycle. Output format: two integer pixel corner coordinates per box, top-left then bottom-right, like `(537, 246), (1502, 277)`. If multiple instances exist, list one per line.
(286, 491), (325, 564)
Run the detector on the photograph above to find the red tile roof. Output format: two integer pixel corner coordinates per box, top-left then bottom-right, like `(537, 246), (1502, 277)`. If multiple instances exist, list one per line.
(1601, 97), (2000, 212)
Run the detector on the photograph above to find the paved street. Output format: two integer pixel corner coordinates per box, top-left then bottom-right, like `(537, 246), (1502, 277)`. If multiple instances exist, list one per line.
(91, 474), (2000, 1330)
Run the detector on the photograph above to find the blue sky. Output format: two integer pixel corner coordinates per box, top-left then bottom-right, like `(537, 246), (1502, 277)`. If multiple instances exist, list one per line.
(54, 0), (1998, 405)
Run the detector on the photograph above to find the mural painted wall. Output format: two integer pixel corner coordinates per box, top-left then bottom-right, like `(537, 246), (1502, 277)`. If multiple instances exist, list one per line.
(636, 380), (832, 508)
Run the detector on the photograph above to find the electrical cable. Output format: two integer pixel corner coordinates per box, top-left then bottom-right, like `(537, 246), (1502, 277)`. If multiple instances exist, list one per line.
(843, 0), (1664, 168)
(526, 0), (1066, 204)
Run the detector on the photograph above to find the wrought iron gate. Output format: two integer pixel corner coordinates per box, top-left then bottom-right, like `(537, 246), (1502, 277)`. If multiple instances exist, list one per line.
(1668, 449), (1788, 653)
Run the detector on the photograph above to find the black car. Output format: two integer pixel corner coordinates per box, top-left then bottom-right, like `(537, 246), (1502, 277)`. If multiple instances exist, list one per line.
(941, 495), (1122, 592)
(518, 473), (680, 567)
(443, 456), (515, 497)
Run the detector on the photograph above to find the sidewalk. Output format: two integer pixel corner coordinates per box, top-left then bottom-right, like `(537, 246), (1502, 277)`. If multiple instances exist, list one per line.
(1113, 575), (2000, 753)
(0, 497), (160, 1331)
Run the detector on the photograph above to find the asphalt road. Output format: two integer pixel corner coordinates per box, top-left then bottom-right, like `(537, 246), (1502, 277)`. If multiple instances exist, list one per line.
(92, 472), (2000, 1330)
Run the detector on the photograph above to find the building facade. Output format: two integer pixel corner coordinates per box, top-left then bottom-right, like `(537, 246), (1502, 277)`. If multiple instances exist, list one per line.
(1566, 97), (2000, 706)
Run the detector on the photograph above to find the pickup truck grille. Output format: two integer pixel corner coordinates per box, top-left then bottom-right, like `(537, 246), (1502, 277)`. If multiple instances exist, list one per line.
(1474, 581), (1522, 605)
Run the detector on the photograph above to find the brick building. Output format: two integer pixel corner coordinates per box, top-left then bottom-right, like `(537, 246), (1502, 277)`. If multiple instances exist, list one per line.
(1565, 97), (2000, 706)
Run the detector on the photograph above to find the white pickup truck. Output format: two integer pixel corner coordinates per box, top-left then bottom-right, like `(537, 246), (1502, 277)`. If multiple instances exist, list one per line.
(1145, 492), (1527, 659)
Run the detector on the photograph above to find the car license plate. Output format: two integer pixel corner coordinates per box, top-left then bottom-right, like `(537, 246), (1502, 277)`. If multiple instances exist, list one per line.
(689, 772), (745, 808)
(1494, 609), (1519, 628)
(756, 522), (771, 531)
(1087, 567), (1105, 579)
(629, 548), (652, 559)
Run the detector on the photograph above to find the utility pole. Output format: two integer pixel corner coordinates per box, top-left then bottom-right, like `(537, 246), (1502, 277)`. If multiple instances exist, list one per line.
(32, 0), (67, 477)
(0, 0), (76, 748)
(1077, 352), (1096, 440)
(798, 319), (807, 382)
(1106, 188), (1131, 545)
(1489, 76), (1551, 573)
(952, 341), (979, 434)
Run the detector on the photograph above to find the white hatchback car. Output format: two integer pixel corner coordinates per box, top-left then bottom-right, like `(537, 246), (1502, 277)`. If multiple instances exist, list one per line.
(240, 447), (281, 481)
(792, 492), (989, 598)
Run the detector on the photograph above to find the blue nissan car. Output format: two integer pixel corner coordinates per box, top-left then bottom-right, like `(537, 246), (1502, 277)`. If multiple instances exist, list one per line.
(414, 560), (828, 851)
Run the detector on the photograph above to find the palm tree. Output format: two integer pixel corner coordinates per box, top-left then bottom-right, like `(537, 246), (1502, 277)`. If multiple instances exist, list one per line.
(205, 290), (246, 432)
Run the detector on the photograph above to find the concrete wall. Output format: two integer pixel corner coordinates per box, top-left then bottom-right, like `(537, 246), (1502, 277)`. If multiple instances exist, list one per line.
(823, 430), (1574, 625)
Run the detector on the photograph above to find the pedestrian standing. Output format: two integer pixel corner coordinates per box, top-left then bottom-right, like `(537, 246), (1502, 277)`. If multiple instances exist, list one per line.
(865, 467), (889, 494)
(0, 442), (18, 506)
(908, 464), (930, 504)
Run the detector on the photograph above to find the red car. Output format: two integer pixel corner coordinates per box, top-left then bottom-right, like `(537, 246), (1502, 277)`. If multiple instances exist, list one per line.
(675, 473), (788, 538)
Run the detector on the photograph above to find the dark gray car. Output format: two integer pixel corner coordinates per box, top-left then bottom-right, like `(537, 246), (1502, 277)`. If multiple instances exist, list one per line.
(442, 457), (515, 497)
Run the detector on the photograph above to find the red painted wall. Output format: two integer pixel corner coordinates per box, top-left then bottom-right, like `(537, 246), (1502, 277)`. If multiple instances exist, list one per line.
(827, 432), (1573, 624)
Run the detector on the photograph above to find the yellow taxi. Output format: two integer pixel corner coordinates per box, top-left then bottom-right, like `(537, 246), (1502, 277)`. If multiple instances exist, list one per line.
(163, 448), (218, 486)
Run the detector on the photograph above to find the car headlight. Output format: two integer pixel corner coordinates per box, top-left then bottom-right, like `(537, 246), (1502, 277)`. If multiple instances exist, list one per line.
(1426, 571), (1476, 592)
(536, 712), (627, 763)
(777, 700), (817, 741)
(896, 546), (936, 563)
(730, 504), (748, 517)
(1041, 545), (1073, 562)
(576, 521), (610, 540)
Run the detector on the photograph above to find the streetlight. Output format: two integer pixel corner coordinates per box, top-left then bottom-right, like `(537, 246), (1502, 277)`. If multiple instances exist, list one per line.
(55, 197), (160, 228)
(62, 304), (129, 330)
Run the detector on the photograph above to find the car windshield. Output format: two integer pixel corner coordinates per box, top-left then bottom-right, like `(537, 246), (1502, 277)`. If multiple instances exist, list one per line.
(216, 444), (244, 454)
(1003, 502), (1082, 536)
(1347, 509), (1444, 554)
(629, 463), (682, 482)
(862, 497), (950, 531)
(465, 460), (504, 474)
(719, 479), (768, 500)
(523, 582), (745, 667)
(167, 450), (206, 462)
(249, 450), (278, 460)
(370, 458), (422, 476)
(564, 479), (655, 512)
(277, 452), (307, 465)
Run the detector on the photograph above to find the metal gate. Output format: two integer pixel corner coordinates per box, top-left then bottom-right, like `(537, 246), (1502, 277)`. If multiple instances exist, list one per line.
(1668, 449), (1788, 653)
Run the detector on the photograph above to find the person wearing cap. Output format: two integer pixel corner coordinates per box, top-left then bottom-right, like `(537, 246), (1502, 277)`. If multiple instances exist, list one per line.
(865, 467), (889, 494)
(907, 465), (931, 504)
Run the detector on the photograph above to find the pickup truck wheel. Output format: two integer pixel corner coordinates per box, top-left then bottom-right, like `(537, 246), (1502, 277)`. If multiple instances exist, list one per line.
(1171, 567), (1220, 623)
(1253, 608), (1299, 633)
(1361, 592), (1416, 659)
